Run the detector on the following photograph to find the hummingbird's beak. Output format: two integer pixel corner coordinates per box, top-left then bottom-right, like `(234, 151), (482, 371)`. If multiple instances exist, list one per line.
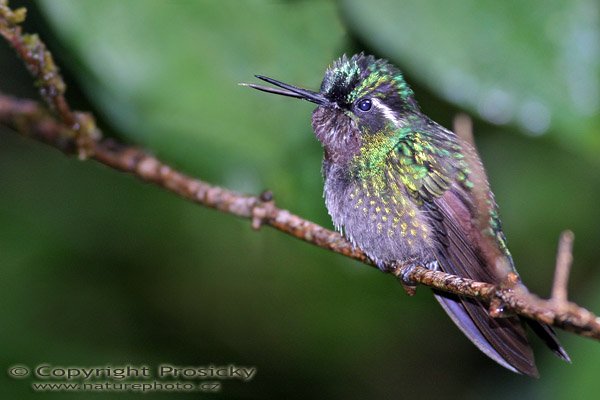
(241, 75), (329, 106)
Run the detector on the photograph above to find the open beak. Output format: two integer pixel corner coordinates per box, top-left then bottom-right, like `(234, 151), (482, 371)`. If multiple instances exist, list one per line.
(241, 75), (329, 106)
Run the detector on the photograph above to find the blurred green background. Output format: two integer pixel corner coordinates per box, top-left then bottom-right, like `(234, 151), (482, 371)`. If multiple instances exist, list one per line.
(1, 0), (599, 398)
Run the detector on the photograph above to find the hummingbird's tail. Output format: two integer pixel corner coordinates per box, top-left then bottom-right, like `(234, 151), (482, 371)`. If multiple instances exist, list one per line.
(428, 188), (570, 376)
(526, 319), (571, 362)
(433, 291), (538, 376)
(433, 290), (570, 377)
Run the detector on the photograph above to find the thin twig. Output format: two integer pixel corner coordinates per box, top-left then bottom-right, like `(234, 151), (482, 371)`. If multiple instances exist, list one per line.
(453, 113), (475, 146)
(1, 1), (600, 342)
(552, 230), (575, 303)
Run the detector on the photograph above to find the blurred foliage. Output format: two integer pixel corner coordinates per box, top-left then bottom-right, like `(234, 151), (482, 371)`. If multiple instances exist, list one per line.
(1, 0), (599, 399)
(343, 0), (600, 156)
(36, 0), (348, 212)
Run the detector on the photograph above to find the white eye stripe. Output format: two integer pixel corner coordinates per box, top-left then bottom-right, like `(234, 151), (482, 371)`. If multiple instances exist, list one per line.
(371, 98), (400, 126)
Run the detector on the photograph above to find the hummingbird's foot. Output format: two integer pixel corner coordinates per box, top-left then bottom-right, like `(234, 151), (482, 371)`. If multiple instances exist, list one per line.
(488, 297), (514, 318)
(488, 271), (522, 318)
(393, 260), (439, 296)
(399, 280), (417, 296)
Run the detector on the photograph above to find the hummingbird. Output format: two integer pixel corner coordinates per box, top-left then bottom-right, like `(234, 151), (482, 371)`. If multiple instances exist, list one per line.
(244, 53), (569, 376)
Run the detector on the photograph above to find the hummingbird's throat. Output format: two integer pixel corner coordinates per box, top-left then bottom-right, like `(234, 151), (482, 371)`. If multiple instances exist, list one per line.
(352, 131), (399, 179)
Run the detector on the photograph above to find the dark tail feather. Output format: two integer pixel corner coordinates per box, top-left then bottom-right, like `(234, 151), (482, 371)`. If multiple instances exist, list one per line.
(428, 190), (570, 375)
(527, 320), (571, 362)
(434, 291), (539, 377)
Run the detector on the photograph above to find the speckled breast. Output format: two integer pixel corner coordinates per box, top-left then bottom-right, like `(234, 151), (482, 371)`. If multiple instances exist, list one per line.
(323, 161), (435, 267)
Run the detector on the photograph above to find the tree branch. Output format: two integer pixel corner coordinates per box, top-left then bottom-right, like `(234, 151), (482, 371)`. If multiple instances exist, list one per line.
(0, 0), (99, 156)
(2, 0), (600, 341)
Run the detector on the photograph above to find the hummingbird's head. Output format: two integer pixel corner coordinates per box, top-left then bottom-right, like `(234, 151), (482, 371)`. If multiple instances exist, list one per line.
(244, 53), (420, 163)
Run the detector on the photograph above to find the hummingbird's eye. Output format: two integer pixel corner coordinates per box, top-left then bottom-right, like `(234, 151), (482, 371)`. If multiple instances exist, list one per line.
(356, 98), (372, 112)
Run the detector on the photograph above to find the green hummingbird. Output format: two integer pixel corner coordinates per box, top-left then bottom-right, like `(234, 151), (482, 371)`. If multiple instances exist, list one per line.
(245, 53), (569, 376)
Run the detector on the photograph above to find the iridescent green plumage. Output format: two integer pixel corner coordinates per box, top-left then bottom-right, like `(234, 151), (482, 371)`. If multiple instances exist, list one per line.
(246, 53), (569, 376)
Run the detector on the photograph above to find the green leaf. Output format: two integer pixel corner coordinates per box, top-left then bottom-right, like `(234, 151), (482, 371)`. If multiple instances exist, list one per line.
(37, 0), (346, 195)
(340, 0), (600, 156)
